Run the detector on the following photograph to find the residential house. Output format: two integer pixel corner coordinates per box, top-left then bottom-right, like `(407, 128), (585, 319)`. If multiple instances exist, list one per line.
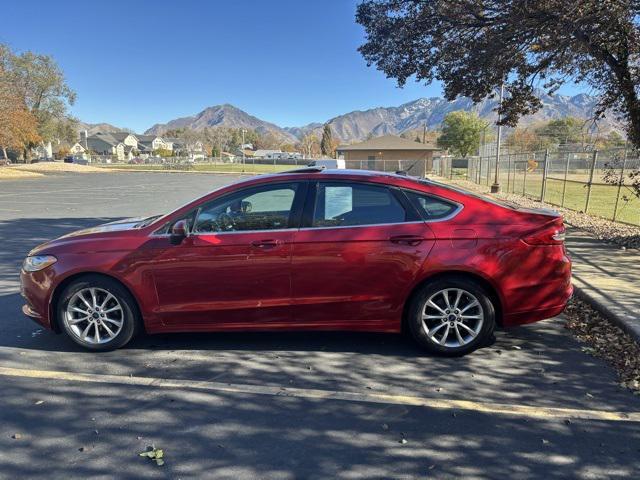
(336, 135), (441, 176)
(110, 132), (139, 150)
(253, 150), (303, 160)
(32, 142), (53, 159)
(166, 137), (204, 158)
(69, 142), (87, 155)
(69, 142), (86, 155)
(137, 135), (172, 154)
(82, 131), (129, 161)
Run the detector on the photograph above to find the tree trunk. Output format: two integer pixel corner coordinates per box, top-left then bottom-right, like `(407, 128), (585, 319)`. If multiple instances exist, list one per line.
(1, 147), (7, 160)
(619, 79), (640, 149)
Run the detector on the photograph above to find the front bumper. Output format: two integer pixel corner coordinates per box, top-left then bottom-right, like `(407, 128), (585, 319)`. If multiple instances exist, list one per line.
(20, 268), (56, 330)
(22, 303), (50, 329)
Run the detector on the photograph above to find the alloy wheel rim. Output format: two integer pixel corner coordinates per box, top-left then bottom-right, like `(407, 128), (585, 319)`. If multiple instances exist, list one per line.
(64, 288), (124, 344)
(421, 288), (484, 348)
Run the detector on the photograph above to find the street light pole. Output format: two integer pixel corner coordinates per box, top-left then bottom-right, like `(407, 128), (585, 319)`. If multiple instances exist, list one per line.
(491, 83), (504, 193)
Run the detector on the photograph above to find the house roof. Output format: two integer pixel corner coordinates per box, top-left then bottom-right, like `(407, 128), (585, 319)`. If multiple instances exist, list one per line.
(337, 135), (440, 151)
(111, 132), (137, 142)
(88, 133), (119, 147)
(137, 135), (159, 143)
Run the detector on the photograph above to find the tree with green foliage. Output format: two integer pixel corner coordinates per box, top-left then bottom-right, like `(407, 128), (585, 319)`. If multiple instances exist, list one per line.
(153, 148), (173, 158)
(437, 111), (488, 157)
(320, 123), (335, 157)
(600, 131), (626, 149)
(535, 117), (586, 147)
(356, 0), (640, 149)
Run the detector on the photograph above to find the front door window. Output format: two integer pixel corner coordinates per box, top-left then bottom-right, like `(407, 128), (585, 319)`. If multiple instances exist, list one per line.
(193, 183), (299, 233)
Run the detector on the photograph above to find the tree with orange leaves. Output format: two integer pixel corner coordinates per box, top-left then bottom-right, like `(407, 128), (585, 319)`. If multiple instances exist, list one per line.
(0, 69), (40, 160)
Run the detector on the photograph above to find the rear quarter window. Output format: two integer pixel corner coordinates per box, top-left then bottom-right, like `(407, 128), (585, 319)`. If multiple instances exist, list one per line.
(404, 190), (459, 220)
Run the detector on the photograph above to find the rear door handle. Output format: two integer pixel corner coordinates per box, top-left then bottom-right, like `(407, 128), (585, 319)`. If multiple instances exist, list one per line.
(251, 239), (282, 248)
(389, 235), (424, 246)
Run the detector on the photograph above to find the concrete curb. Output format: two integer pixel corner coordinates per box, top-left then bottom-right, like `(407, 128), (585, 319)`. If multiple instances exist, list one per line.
(572, 285), (640, 345)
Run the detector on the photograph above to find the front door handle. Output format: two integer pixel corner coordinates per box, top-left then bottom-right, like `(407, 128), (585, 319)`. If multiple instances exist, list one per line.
(389, 235), (424, 246)
(251, 239), (282, 249)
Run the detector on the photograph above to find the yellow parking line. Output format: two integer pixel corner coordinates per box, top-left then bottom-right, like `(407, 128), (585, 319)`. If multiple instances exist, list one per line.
(1, 365), (638, 422)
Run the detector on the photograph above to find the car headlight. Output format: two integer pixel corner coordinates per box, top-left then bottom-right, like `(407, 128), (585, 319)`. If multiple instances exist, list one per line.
(22, 255), (57, 272)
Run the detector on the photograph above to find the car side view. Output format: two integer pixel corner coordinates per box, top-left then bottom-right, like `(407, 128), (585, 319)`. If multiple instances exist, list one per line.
(20, 168), (572, 356)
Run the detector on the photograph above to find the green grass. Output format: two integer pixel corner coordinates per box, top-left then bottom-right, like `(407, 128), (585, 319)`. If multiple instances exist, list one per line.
(447, 168), (639, 226)
(98, 163), (293, 174)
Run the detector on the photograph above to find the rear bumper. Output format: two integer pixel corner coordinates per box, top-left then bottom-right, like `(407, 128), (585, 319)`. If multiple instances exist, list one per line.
(503, 283), (573, 326)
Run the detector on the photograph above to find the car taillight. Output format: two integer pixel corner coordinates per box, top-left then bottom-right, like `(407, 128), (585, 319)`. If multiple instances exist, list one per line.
(522, 224), (566, 245)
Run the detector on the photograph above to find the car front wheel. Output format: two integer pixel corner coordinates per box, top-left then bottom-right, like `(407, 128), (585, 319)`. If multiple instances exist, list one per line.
(407, 277), (496, 356)
(57, 275), (140, 351)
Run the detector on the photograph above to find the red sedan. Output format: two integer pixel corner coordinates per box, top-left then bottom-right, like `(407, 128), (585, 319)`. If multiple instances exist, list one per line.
(20, 168), (572, 355)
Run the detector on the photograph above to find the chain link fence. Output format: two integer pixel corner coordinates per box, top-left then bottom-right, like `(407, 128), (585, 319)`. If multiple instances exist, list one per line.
(88, 155), (313, 172)
(89, 155), (429, 175)
(432, 148), (640, 226)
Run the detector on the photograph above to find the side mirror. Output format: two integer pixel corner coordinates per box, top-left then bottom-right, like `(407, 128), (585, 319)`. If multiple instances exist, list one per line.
(170, 219), (189, 245)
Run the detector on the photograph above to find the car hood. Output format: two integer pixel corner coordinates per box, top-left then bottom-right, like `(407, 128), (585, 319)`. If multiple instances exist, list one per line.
(57, 216), (152, 239)
(28, 216), (157, 256)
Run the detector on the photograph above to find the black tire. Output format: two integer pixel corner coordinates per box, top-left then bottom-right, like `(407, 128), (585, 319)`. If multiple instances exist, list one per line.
(407, 277), (496, 356)
(57, 274), (141, 351)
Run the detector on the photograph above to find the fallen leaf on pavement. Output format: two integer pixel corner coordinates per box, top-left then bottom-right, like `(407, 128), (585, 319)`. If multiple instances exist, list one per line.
(139, 446), (165, 466)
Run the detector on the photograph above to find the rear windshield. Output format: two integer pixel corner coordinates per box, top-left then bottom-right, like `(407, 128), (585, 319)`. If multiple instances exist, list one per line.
(416, 178), (520, 210)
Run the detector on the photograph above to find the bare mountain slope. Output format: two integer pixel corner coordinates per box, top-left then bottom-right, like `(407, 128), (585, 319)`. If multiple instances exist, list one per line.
(121, 92), (619, 143)
(145, 104), (297, 142)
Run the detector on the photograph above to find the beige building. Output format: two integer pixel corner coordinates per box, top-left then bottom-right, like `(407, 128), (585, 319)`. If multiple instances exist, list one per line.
(337, 135), (440, 176)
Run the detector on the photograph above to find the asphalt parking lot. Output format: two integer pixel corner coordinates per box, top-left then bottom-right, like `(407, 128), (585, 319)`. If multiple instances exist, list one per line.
(1, 172), (639, 479)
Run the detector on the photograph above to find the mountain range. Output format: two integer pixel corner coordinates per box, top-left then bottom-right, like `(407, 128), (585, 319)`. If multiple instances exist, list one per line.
(90, 91), (617, 144)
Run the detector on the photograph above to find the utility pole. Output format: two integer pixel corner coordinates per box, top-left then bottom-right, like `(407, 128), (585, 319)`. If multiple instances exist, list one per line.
(241, 129), (246, 165)
(491, 83), (504, 193)
(422, 123), (427, 144)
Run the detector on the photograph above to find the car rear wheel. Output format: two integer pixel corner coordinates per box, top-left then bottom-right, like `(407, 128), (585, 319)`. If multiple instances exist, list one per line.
(57, 275), (140, 351)
(407, 277), (495, 356)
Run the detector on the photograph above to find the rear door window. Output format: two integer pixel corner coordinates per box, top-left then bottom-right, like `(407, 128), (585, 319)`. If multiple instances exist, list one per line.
(312, 182), (408, 227)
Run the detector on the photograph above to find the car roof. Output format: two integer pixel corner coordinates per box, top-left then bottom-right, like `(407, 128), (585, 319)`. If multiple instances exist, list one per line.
(249, 168), (418, 185)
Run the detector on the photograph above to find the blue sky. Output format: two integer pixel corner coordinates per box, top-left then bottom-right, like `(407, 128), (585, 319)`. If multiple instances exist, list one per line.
(2, 0), (585, 133)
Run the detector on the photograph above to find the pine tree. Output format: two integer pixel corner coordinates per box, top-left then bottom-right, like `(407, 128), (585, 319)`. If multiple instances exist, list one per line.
(320, 123), (334, 158)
